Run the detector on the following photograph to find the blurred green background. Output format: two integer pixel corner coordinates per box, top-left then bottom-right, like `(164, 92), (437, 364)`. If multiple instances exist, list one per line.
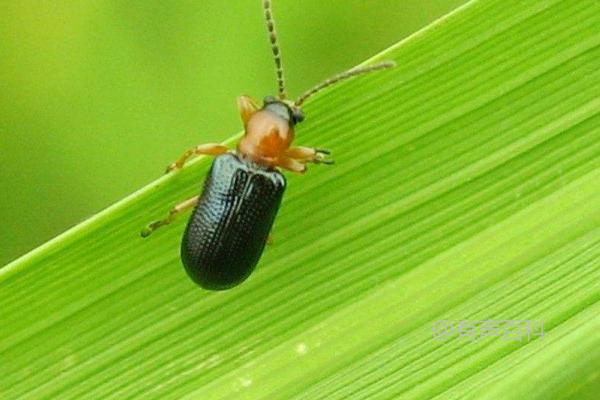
(0, 0), (466, 266)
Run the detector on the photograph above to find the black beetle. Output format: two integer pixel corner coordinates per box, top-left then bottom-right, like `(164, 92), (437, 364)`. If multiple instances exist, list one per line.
(141, 0), (394, 290)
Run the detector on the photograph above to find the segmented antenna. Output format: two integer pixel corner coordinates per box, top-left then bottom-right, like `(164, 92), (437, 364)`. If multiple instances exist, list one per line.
(295, 61), (396, 106)
(263, 0), (287, 99)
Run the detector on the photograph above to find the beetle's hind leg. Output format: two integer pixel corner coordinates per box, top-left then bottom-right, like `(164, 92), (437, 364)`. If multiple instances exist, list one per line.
(141, 195), (199, 237)
(165, 143), (229, 174)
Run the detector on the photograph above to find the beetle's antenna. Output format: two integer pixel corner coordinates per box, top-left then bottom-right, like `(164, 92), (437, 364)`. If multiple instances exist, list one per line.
(263, 0), (287, 99)
(295, 61), (396, 107)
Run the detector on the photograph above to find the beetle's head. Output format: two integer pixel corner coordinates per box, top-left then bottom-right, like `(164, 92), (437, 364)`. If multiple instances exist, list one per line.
(262, 96), (304, 126)
(237, 95), (297, 165)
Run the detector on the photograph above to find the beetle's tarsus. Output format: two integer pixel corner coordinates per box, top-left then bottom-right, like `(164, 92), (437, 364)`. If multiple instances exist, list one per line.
(165, 162), (183, 174)
(140, 225), (156, 238)
(314, 150), (334, 165)
(141, 196), (199, 239)
(142, 216), (173, 237)
(141, 220), (167, 237)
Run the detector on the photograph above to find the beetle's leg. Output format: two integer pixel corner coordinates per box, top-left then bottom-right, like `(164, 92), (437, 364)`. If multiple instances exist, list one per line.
(238, 95), (260, 124)
(284, 146), (334, 165)
(277, 157), (307, 173)
(165, 144), (229, 173)
(141, 195), (199, 237)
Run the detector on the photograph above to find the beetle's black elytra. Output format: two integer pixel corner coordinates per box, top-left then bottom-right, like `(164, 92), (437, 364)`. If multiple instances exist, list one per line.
(181, 154), (285, 290)
(141, 0), (394, 290)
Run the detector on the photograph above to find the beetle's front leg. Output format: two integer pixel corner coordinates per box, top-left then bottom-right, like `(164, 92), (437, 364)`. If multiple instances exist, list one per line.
(141, 195), (199, 237)
(285, 146), (334, 165)
(165, 143), (229, 173)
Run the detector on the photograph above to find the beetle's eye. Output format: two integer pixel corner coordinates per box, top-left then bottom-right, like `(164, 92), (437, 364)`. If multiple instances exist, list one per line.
(293, 110), (305, 123)
(263, 96), (277, 104)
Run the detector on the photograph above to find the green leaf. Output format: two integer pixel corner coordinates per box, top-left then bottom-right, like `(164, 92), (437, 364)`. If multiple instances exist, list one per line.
(1, 0), (598, 398)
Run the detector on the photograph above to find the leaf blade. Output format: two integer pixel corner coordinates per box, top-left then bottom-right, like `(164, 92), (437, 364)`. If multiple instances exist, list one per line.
(1, 0), (599, 399)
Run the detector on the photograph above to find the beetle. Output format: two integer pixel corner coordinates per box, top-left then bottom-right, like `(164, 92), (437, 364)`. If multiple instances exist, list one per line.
(141, 0), (394, 290)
